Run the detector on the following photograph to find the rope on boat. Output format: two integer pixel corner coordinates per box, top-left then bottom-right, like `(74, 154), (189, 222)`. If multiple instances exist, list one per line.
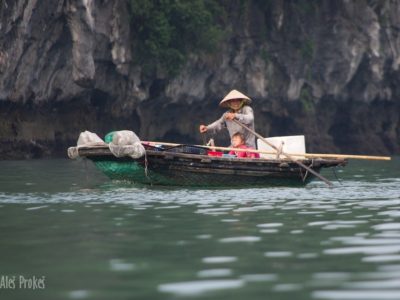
(301, 159), (314, 182)
(332, 167), (343, 185)
(144, 151), (149, 178)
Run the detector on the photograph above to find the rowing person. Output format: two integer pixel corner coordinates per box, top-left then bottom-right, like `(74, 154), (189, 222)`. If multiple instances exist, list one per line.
(199, 89), (256, 148)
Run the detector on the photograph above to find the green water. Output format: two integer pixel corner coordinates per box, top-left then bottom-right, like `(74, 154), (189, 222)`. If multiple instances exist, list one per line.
(0, 158), (399, 300)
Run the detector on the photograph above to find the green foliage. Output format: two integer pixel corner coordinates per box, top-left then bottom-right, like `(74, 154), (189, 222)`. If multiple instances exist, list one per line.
(300, 87), (314, 113)
(378, 11), (389, 26)
(260, 49), (271, 64)
(239, 0), (250, 18)
(296, 0), (317, 15)
(301, 38), (314, 60)
(129, 0), (223, 77)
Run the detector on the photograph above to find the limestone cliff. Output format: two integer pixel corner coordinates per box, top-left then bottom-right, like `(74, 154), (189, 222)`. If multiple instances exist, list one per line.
(0, 0), (399, 158)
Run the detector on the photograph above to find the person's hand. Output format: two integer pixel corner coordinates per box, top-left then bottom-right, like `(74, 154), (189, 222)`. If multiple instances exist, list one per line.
(199, 125), (208, 133)
(224, 112), (236, 120)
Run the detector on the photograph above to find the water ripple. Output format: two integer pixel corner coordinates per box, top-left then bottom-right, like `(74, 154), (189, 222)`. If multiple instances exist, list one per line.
(158, 280), (244, 296)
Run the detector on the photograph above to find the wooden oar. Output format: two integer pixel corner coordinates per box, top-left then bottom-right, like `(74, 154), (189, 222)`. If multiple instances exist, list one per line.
(142, 141), (390, 161)
(280, 153), (391, 161)
(231, 119), (333, 187)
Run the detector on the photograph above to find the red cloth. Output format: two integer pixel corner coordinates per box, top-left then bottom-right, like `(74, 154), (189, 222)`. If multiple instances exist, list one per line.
(228, 145), (260, 158)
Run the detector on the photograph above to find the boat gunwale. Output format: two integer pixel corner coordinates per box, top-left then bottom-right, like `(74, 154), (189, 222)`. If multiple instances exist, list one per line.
(76, 145), (347, 167)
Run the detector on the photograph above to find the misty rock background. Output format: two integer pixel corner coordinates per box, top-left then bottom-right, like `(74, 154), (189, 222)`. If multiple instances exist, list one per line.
(0, 0), (399, 158)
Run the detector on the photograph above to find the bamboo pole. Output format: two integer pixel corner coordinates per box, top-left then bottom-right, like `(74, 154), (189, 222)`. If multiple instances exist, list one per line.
(142, 141), (391, 161)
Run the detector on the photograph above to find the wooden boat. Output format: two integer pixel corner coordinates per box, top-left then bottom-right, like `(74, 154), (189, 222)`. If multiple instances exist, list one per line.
(75, 143), (347, 187)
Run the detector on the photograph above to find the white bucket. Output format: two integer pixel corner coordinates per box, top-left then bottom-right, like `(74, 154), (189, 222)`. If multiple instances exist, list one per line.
(257, 135), (306, 160)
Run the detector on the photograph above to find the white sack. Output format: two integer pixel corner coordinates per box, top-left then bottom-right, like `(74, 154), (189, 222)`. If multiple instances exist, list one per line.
(108, 130), (145, 159)
(68, 131), (106, 159)
(77, 131), (105, 146)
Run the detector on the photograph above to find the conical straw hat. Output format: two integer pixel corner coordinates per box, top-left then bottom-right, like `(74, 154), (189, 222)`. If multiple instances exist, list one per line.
(219, 89), (251, 107)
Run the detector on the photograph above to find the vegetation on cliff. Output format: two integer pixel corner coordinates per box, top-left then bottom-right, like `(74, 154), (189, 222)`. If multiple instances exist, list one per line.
(129, 0), (224, 76)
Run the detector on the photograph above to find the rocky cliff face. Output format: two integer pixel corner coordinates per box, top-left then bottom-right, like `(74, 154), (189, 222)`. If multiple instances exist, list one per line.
(0, 0), (399, 158)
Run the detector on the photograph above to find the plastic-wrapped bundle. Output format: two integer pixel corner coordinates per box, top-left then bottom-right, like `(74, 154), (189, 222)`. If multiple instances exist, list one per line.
(77, 131), (105, 146)
(68, 131), (106, 159)
(108, 130), (146, 159)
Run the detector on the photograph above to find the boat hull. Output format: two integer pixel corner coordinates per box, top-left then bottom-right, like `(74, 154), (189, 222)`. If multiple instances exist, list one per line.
(77, 146), (346, 187)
